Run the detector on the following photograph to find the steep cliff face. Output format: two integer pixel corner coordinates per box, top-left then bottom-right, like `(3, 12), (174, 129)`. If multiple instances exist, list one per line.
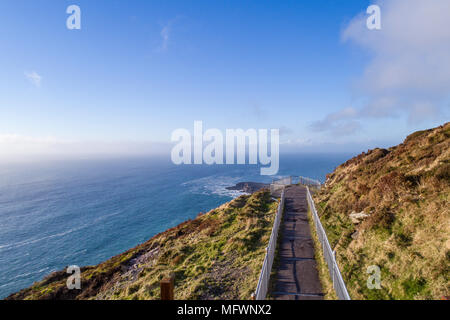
(7, 190), (277, 300)
(314, 122), (449, 300)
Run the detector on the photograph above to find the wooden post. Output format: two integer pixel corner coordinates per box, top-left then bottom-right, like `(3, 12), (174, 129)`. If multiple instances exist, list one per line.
(160, 273), (175, 300)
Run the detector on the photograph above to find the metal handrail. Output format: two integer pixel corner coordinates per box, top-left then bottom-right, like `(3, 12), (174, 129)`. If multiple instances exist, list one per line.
(254, 177), (349, 300)
(294, 175), (322, 187)
(306, 186), (351, 300)
(254, 189), (285, 300)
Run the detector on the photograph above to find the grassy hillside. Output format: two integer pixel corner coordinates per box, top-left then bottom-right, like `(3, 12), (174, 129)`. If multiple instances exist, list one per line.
(313, 122), (449, 300)
(6, 190), (278, 300)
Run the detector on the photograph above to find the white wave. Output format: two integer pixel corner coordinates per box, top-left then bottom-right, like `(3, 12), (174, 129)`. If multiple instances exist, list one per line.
(0, 226), (85, 252)
(62, 248), (87, 260)
(182, 175), (249, 198)
(8, 267), (50, 281)
(0, 211), (121, 252)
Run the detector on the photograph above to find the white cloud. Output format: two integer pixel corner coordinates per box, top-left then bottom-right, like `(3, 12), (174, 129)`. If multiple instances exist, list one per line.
(250, 104), (267, 120)
(0, 134), (170, 160)
(314, 0), (450, 135)
(310, 107), (362, 136)
(160, 24), (171, 51)
(157, 16), (184, 52)
(343, 0), (450, 98)
(279, 126), (294, 136)
(281, 137), (313, 146)
(25, 71), (42, 87)
(0, 134), (65, 144)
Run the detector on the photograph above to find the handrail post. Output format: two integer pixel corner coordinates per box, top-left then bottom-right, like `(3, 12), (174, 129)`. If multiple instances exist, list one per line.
(160, 273), (175, 300)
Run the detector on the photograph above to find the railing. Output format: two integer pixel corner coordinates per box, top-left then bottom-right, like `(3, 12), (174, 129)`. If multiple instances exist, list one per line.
(254, 189), (285, 300)
(294, 176), (321, 187)
(269, 177), (291, 195)
(272, 176), (292, 185)
(306, 187), (351, 300)
(271, 176), (321, 190)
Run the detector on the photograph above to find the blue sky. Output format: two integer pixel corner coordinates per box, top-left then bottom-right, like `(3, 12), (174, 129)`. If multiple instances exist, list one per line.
(0, 0), (448, 157)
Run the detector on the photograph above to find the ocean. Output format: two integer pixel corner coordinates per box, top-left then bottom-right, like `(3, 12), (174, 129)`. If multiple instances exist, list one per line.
(0, 153), (352, 298)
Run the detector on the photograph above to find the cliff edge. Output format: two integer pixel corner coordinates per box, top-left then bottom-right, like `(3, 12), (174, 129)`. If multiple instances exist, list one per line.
(7, 189), (277, 300)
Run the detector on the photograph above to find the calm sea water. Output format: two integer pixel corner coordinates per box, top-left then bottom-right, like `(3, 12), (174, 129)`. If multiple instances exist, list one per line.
(0, 153), (352, 298)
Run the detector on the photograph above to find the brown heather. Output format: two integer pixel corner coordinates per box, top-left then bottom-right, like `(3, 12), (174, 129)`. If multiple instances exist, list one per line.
(313, 122), (450, 300)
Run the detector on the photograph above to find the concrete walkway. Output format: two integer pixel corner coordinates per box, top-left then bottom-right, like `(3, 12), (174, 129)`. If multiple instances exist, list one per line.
(271, 185), (324, 300)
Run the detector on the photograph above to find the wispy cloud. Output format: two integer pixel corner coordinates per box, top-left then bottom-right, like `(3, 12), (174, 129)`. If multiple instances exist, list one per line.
(313, 0), (450, 135)
(279, 126), (294, 136)
(281, 137), (313, 147)
(157, 16), (184, 52)
(159, 24), (171, 51)
(25, 71), (42, 87)
(310, 107), (362, 136)
(250, 104), (268, 120)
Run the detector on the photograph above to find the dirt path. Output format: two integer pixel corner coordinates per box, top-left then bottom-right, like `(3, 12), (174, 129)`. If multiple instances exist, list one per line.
(271, 185), (324, 300)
